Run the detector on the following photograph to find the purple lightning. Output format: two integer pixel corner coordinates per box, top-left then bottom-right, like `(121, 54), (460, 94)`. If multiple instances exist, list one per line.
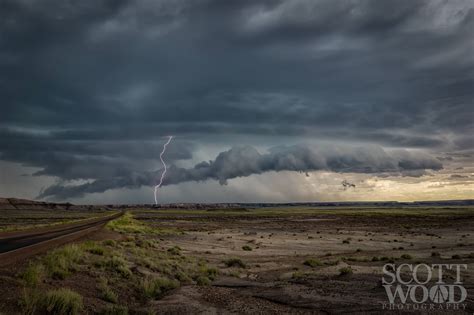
(154, 136), (173, 205)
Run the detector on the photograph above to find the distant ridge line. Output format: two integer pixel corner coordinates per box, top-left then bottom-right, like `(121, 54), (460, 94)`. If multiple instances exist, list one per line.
(1, 197), (473, 210)
(115, 199), (474, 208)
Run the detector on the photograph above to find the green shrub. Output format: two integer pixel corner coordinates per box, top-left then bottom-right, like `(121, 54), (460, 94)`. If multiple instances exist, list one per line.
(224, 258), (246, 268)
(303, 259), (322, 267)
(42, 288), (83, 315)
(167, 246), (181, 255)
(371, 256), (380, 262)
(242, 245), (252, 251)
(200, 266), (218, 280)
(401, 254), (412, 260)
(339, 267), (353, 276)
(195, 275), (211, 286)
(141, 276), (179, 299)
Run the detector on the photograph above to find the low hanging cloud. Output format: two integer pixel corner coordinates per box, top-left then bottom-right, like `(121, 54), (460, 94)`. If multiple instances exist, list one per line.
(37, 144), (442, 200)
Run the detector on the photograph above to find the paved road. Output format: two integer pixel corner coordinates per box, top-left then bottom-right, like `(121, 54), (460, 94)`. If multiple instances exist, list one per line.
(0, 212), (121, 266)
(0, 213), (121, 253)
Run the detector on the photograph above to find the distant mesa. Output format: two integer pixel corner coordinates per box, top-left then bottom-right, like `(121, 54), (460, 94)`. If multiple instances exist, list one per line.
(0, 198), (109, 211)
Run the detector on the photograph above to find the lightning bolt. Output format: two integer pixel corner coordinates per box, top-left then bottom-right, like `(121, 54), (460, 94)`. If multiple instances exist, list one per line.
(154, 136), (173, 205)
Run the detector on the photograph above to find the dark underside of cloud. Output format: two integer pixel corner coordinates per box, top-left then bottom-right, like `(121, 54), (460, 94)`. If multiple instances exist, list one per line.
(37, 144), (442, 200)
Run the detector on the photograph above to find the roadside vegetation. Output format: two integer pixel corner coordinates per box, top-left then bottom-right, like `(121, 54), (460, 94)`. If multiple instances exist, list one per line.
(106, 212), (182, 235)
(20, 288), (83, 315)
(16, 213), (217, 314)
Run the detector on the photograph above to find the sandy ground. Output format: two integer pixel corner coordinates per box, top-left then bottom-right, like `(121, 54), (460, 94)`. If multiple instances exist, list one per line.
(143, 213), (474, 314)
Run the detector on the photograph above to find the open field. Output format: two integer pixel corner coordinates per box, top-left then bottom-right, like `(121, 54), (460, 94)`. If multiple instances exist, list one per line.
(0, 204), (473, 314)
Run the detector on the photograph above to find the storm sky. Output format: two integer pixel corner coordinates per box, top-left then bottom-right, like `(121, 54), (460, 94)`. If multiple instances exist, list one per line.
(0, 0), (473, 204)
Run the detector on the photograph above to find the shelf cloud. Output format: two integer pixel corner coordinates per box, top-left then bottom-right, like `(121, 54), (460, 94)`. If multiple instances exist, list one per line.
(37, 144), (442, 200)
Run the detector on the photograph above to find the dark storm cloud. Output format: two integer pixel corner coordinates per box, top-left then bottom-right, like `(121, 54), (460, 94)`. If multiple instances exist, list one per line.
(0, 0), (472, 200)
(0, 127), (194, 180)
(38, 144), (442, 200)
(1, 0), (472, 135)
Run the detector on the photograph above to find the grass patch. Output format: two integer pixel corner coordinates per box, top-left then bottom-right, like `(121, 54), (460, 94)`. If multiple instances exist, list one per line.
(19, 288), (42, 315)
(141, 276), (179, 299)
(43, 288), (83, 315)
(107, 212), (181, 235)
(104, 255), (132, 278)
(224, 258), (246, 268)
(400, 254), (413, 260)
(85, 243), (105, 256)
(21, 263), (45, 287)
(43, 244), (83, 279)
(106, 212), (154, 234)
(98, 278), (118, 304)
(242, 245), (252, 251)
